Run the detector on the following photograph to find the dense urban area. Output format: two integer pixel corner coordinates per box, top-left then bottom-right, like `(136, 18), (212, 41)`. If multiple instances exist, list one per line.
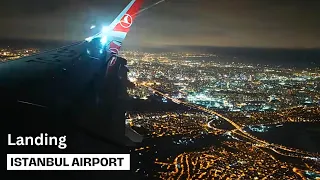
(122, 50), (320, 179)
(2, 48), (319, 179)
(0, 47), (39, 61)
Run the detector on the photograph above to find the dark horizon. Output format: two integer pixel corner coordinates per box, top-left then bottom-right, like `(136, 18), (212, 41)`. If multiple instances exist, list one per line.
(1, 38), (320, 51)
(1, 38), (319, 69)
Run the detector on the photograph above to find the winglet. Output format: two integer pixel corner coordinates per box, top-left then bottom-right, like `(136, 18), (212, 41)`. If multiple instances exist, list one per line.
(85, 0), (144, 55)
(109, 0), (144, 33)
(106, 0), (144, 54)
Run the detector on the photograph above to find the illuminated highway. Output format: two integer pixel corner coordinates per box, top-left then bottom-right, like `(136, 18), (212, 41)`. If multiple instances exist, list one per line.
(142, 84), (319, 160)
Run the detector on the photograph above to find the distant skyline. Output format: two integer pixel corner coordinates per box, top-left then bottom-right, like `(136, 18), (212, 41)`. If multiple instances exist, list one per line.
(0, 0), (320, 49)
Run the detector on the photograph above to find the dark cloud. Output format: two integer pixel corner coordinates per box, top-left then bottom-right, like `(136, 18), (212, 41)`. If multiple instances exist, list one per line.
(0, 0), (70, 17)
(0, 0), (319, 48)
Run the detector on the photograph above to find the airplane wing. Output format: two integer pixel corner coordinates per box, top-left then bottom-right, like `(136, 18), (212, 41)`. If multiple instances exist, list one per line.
(1, 0), (143, 108)
(2, 0), (144, 153)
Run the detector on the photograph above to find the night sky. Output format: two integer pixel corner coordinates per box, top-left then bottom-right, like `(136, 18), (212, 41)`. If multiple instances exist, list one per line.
(0, 0), (319, 48)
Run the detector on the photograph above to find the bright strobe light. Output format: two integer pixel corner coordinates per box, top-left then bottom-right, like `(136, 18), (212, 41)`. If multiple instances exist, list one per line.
(100, 36), (108, 45)
(102, 26), (110, 34)
(85, 25), (110, 43)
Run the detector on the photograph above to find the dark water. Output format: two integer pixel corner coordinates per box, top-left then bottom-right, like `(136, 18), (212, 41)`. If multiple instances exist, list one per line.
(131, 46), (320, 68)
(247, 122), (320, 153)
(210, 47), (320, 68)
